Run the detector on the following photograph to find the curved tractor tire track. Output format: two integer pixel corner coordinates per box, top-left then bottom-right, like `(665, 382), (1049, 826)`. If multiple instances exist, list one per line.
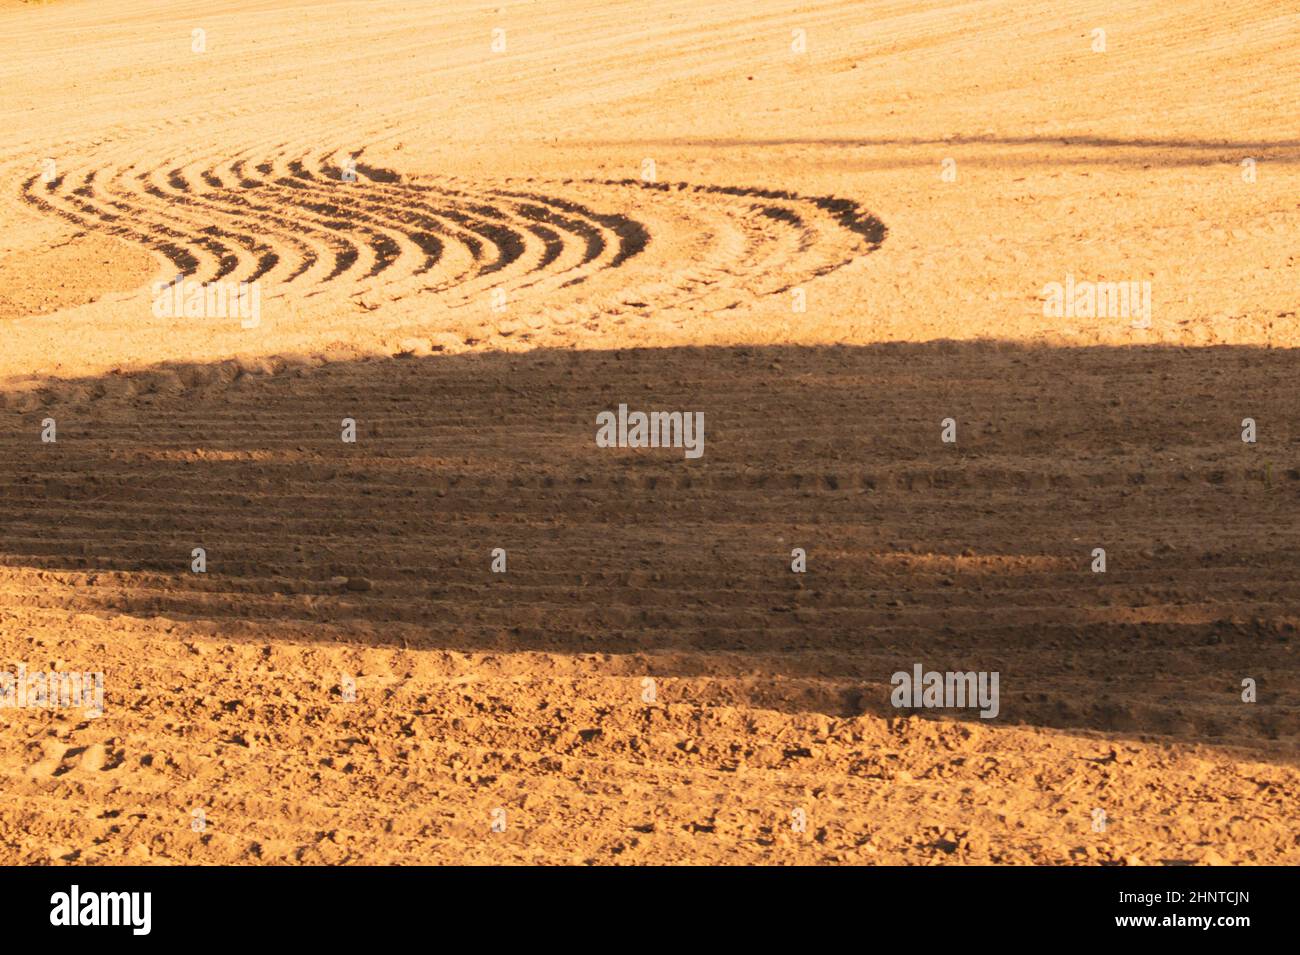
(19, 151), (885, 319)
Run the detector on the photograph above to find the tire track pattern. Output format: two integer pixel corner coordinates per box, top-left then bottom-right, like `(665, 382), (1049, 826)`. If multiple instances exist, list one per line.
(19, 151), (884, 310)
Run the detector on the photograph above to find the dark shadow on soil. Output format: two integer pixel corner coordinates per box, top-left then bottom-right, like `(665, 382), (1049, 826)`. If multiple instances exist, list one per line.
(0, 341), (1296, 758)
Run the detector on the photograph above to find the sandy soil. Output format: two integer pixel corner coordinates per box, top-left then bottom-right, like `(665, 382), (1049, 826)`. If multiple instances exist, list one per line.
(0, 0), (1296, 864)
